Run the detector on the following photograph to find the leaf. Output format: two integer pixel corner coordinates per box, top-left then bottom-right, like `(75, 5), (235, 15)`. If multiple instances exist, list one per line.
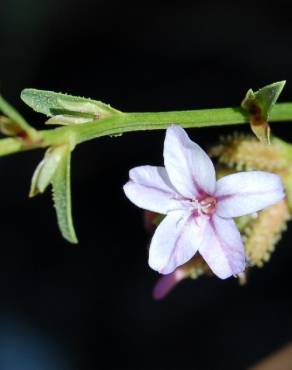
(21, 89), (121, 122)
(0, 95), (38, 139)
(45, 114), (95, 126)
(29, 145), (69, 197)
(51, 145), (78, 244)
(241, 81), (286, 144)
(30, 144), (77, 243)
(254, 81), (286, 118)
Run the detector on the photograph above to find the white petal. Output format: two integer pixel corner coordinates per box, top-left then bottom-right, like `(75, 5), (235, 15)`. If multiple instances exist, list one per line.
(215, 171), (285, 218)
(199, 215), (245, 279)
(123, 166), (183, 214)
(148, 210), (207, 274)
(163, 125), (216, 198)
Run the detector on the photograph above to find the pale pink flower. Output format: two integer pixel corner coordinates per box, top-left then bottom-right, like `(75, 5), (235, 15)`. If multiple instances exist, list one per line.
(123, 125), (285, 279)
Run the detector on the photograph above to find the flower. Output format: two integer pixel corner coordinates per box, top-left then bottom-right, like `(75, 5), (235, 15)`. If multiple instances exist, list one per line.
(123, 125), (285, 279)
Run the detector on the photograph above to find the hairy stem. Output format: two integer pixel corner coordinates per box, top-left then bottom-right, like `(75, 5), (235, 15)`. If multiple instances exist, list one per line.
(2, 103), (292, 157)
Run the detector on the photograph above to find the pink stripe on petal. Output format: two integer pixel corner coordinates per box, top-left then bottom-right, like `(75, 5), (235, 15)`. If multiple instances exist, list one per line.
(199, 215), (245, 279)
(163, 125), (216, 198)
(215, 171), (285, 218)
(148, 210), (207, 275)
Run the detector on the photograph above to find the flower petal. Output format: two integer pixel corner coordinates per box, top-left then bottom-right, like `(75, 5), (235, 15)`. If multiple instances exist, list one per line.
(163, 125), (216, 198)
(123, 166), (183, 214)
(148, 210), (207, 274)
(215, 171), (285, 218)
(198, 215), (245, 279)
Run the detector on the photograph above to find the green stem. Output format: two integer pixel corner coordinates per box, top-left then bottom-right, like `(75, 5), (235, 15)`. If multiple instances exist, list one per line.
(74, 107), (247, 143)
(2, 103), (292, 157)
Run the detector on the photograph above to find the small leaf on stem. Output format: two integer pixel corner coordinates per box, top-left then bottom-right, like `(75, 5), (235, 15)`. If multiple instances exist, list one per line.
(30, 145), (69, 197)
(21, 89), (122, 125)
(241, 81), (286, 144)
(30, 144), (78, 243)
(51, 145), (78, 243)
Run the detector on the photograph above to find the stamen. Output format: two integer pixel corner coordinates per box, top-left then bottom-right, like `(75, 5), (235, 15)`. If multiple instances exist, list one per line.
(191, 199), (201, 215)
(200, 196), (217, 216)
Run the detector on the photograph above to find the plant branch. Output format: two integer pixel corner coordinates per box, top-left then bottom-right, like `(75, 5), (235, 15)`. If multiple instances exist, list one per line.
(1, 103), (292, 157)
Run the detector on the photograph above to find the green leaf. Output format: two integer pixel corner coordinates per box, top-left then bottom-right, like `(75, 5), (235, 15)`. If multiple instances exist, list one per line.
(0, 95), (38, 139)
(29, 145), (69, 197)
(30, 144), (78, 243)
(21, 89), (121, 123)
(241, 81), (286, 144)
(51, 145), (78, 244)
(254, 81), (286, 119)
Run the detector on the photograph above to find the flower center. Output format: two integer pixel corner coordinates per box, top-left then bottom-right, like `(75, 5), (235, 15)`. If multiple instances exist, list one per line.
(192, 196), (217, 216)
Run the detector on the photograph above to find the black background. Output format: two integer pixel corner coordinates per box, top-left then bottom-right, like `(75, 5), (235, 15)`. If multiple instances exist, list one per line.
(0, 1), (292, 369)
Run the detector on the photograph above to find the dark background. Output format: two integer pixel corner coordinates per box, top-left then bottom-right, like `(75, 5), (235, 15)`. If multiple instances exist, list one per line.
(0, 1), (292, 369)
